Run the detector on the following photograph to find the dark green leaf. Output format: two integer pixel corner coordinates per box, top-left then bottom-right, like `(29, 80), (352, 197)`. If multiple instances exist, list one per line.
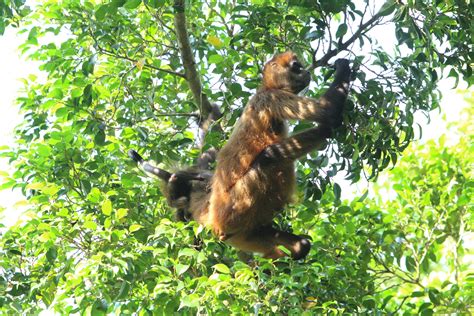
(124, 0), (141, 9)
(94, 130), (106, 146)
(333, 183), (341, 200)
(95, 5), (109, 20)
(336, 24), (348, 38)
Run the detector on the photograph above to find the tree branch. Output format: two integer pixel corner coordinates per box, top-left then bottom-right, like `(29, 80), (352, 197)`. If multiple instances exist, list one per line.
(173, 0), (214, 118)
(152, 112), (200, 118)
(96, 46), (186, 79)
(309, 10), (386, 70)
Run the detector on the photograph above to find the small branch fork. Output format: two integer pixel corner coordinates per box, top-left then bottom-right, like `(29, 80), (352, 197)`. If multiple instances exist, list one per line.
(309, 9), (387, 70)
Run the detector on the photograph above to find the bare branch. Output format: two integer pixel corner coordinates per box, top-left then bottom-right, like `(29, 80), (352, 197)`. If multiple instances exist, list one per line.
(173, 0), (214, 118)
(152, 112), (200, 118)
(309, 10), (387, 70)
(96, 47), (186, 79)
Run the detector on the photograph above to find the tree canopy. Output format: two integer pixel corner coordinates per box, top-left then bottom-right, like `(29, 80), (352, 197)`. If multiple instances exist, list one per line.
(0, 0), (472, 314)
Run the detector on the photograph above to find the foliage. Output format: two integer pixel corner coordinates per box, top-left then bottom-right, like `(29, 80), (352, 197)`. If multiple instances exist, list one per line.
(0, 0), (473, 314)
(0, 0), (29, 34)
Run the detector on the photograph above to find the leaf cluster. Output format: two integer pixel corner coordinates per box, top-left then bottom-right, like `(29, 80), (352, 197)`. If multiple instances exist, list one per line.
(0, 0), (472, 314)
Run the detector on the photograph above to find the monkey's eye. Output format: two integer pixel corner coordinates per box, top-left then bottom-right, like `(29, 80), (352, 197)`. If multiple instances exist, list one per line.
(290, 61), (303, 73)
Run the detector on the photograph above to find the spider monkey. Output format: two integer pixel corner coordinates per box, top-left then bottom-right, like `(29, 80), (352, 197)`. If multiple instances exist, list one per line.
(128, 149), (213, 222)
(208, 52), (352, 260)
(130, 52), (351, 260)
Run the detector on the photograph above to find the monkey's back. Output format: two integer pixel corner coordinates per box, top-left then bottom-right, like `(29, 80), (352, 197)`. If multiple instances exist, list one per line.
(209, 93), (296, 236)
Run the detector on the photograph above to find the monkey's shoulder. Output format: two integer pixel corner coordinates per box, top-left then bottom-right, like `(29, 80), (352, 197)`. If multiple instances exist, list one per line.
(247, 89), (294, 111)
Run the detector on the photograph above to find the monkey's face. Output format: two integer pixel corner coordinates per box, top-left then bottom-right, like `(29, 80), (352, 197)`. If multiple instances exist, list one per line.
(167, 173), (192, 207)
(262, 52), (311, 94)
(287, 59), (311, 94)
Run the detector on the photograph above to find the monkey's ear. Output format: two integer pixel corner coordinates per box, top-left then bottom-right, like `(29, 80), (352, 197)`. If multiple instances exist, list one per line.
(270, 62), (278, 68)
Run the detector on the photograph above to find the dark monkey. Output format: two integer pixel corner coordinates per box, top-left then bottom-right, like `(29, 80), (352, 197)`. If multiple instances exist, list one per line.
(128, 149), (213, 222)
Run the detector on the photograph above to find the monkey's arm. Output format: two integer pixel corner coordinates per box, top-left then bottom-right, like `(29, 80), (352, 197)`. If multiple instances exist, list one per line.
(254, 126), (331, 165)
(254, 60), (353, 166)
(272, 59), (351, 126)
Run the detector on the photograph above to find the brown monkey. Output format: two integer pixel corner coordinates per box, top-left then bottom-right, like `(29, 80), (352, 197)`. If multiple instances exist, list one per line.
(129, 52), (351, 260)
(208, 52), (352, 259)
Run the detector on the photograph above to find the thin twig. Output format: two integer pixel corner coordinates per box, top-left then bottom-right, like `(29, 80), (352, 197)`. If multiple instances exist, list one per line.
(309, 10), (387, 70)
(152, 112), (200, 118)
(97, 47), (186, 78)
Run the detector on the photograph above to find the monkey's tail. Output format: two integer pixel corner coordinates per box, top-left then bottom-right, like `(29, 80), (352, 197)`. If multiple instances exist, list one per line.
(128, 149), (171, 181)
(128, 149), (144, 163)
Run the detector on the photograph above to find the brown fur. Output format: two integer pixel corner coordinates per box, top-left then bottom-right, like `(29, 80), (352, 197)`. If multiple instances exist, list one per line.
(205, 52), (351, 259)
(136, 52), (351, 260)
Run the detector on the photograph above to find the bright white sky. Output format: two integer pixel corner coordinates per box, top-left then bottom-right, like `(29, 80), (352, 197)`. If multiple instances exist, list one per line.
(0, 28), (35, 226)
(0, 8), (471, 226)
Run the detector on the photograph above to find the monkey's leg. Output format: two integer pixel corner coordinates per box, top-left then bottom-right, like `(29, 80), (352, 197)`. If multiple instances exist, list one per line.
(255, 126), (331, 166)
(228, 226), (311, 260)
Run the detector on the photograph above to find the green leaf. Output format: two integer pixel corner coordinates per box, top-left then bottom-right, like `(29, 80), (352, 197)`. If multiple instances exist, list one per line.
(175, 263), (190, 276)
(101, 199), (112, 216)
(46, 247), (57, 262)
(180, 293), (200, 308)
(428, 289), (440, 305)
(115, 281), (130, 300)
(358, 190), (369, 202)
(406, 256), (416, 273)
(87, 187), (102, 203)
(146, 0), (165, 8)
(336, 24), (348, 38)
(178, 248), (198, 257)
(129, 224), (142, 232)
(94, 130), (106, 146)
(213, 263), (230, 274)
(362, 296), (375, 309)
(337, 205), (352, 213)
(27, 26), (38, 45)
(333, 183), (341, 200)
(124, 0), (141, 9)
(117, 208), (128, 219)
(209, 54), (224, 64)
(84, 220), (97, 230)
(71, 88), (82, 98)
(26, 182), (45, 190)
(82, 59), (95, 76)
(378, 0), (396, 17)
(37, 144), (51, 157)
(110, 0), (127, 9)
(95, 5), (109, 20)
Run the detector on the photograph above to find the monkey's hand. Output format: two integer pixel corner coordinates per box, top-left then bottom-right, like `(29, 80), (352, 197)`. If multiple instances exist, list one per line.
(333, 58), (352, 83)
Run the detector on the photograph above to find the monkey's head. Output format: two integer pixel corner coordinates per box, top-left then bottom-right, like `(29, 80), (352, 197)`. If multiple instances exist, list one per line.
(262, 51), (311, 94)
(166, 172), (193, 208)
(165, 170), (211, 209)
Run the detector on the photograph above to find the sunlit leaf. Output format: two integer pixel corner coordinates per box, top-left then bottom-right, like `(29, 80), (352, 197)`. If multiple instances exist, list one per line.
(102, 199), (112, 216)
